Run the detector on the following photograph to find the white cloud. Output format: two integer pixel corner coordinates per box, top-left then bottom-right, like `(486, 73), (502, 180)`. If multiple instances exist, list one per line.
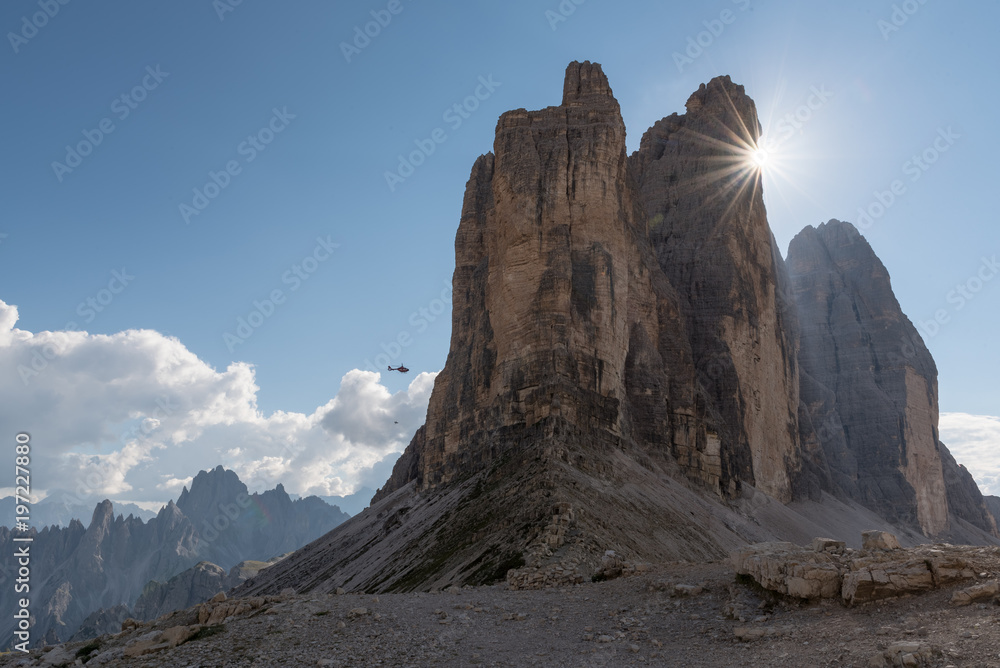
(58, 440), (164, 496)
(940, 412), (1000, 497)
(157, 476), (193, 492)
(0, 299), (433, 507)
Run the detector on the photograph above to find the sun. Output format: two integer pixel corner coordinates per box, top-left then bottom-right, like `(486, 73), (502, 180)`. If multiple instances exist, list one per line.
(752, 146), (769, 168)
(746, 136), (773, 174)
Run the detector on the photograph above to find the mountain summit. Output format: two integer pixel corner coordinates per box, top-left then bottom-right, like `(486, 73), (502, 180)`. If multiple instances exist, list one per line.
(238, 62), (997, 598)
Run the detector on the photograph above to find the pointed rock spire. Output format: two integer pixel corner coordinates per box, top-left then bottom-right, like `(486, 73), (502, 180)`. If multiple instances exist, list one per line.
(561, 60), (616, 107)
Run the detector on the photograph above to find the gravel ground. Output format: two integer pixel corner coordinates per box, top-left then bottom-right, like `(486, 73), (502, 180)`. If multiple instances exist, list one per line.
(5, 560), (1000, 667)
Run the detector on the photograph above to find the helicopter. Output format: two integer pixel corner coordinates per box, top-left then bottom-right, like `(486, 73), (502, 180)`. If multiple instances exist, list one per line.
(387, 364), (409, 373)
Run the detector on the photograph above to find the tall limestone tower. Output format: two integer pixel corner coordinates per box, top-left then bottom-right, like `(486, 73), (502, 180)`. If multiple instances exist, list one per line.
(237, 62), (996, 598)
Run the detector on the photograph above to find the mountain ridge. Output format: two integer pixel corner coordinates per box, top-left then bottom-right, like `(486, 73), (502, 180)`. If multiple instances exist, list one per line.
(0, 466), (348, 647)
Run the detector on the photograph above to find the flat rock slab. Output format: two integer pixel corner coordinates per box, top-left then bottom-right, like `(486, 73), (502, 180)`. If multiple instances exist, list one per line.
(732, 542), (842, 599)
(734, 538), (991, 605)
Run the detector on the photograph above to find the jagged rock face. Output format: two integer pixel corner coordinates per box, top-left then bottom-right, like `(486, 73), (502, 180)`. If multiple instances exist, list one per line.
(134, 562), (231, 621)
(378, 64), (802, 507)
(629, 76), (801, 503)
(987, 497), (1000, 527)
(379, 61), (702, 498)
(243, 63), (997, 602)
(787, 220), (996, 537)
(940, 447), (999, 536)
(179, 466), (348, 569)
(69, 604), (131, 642)
(131, 559), (271, 622)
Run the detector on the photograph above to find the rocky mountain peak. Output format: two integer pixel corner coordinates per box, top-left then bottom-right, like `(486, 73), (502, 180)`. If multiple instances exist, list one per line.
(788, 218), (994, 537)
(155, 499), (183, 525)
(87, 500), (116, 537)
(685, 75), (757, 125)
(177, 466), (249, 520)
(561, 60), (617, 108)
(91, 499), (114, 522)
(235, 62), (997, 602)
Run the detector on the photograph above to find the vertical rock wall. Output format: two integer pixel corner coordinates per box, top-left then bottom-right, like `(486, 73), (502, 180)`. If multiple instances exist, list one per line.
(629, 76), (801, 502)
(788, 220), (995, 536)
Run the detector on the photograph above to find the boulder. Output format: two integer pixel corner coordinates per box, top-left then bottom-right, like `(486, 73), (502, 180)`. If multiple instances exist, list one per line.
(862, 531), (902, 551)
(950, 580), (999, 606)
(842, 558), (934, 605)
(811, 537), (846, 553)
(732, 542), (841, 599)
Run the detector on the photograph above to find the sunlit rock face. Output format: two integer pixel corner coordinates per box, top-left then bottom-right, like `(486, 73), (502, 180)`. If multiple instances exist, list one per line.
(788, 220), (996, 536)
(376, 63), (806, 505)
(377, 63), (993, 534)
(377, 62), (707, 499)
(334, 61), (999, 596)
(629, 76), (802, 503)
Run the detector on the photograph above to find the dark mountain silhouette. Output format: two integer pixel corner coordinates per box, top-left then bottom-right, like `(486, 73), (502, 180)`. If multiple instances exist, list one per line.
(0, 466), (347, 646)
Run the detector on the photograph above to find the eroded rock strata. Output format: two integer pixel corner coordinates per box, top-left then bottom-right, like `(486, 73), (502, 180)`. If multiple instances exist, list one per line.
(630, 75), (802, 503)
(239, 61), (997, 599)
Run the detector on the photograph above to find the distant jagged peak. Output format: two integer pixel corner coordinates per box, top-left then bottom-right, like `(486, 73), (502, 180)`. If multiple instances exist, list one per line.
(176, 465), (249, 515)
(794, 218), (867, 247)
(189, 464), (246, 491)
(90, 498), (114, 526)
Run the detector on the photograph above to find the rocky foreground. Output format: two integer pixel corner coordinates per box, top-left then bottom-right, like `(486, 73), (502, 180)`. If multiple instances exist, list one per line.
(5, 537), (999, 668)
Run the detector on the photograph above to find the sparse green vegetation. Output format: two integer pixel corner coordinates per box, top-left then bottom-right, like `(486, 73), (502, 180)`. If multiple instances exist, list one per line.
(75, 640), (101, 660)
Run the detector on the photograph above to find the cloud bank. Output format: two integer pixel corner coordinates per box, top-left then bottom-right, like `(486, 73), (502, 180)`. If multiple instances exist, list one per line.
(0, 299), (433, 509)
(3, 298), (995, 516)
(940, 412), (1000, 497)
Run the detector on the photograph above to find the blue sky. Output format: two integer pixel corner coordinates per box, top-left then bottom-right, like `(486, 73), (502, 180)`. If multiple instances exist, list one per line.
(1, 0), (998, 511)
